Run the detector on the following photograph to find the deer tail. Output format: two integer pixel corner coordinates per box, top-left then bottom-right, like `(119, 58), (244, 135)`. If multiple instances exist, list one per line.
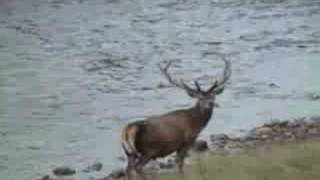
(121, 122), (141, 157)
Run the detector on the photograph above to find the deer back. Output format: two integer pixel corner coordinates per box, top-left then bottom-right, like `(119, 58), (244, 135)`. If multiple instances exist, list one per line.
(134, 105), (212, 158)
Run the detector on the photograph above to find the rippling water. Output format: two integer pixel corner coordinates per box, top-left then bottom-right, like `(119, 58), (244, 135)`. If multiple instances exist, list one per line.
(0, 0), (320, 179)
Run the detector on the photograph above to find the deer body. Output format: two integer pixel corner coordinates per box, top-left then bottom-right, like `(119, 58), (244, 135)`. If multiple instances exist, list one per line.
(123, 101), (213, 157)
(121, 58), (231, 180)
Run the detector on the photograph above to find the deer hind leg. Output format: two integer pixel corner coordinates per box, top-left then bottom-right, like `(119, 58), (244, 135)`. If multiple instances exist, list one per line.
(126, 155), (137, 180)
(134, 155), (152, 180)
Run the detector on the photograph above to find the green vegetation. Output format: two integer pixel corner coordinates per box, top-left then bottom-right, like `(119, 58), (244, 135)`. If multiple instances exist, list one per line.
(159, 140), (320, 180)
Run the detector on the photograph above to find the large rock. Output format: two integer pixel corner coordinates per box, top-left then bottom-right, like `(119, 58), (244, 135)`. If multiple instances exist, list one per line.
(159, 159), (175, 170)
(210, 134), (229, 142)
(254, 127), (273, 136)
(308, 128), (318, 135)
(108, 169), (125, 179)
(210, 134), (230, 148)
(260, 134), (270, 140)
(192, 140), (209, 153)
(52, 166), (76, 176)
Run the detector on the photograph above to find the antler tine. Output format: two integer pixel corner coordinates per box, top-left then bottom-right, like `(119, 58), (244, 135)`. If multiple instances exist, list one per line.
(206, 80), (218, 93)
(206, 54), (231, 94)
(159, 61), (197, 94)
(216, 57), (231, 88)
(194, 80), (202, 92)
(159, 61), (182, 88)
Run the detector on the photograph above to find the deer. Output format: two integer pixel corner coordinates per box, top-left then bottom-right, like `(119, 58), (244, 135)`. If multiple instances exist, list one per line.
(121, 57), (231, 180)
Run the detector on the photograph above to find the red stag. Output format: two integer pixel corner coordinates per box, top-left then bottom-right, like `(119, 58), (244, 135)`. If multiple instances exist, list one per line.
(121, 58), (231, 179)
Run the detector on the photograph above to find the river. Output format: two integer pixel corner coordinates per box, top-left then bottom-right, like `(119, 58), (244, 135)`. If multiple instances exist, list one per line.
(0, 0), (319, 179)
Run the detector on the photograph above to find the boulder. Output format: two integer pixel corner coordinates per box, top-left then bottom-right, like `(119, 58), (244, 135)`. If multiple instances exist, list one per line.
(108, 169), (125, 179)
(308, 128), (318, 135)
(192, 140), (209, 153)
(284, 131), (293, 138)
(159, 159), (175, 170)
(254, 127), (273, 136)
(210, 134), (230, 142)
(260, 134), (270, 140)
(52, 167), (76, 176)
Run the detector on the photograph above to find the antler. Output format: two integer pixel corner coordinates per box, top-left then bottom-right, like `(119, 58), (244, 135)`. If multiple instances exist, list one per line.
(206, 55), (231, 94)
(159, 62), (201, 96)
(159, 55), (231, 97)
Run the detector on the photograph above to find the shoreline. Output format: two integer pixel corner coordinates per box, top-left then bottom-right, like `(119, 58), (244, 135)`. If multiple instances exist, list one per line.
(35, 115), (320, 180)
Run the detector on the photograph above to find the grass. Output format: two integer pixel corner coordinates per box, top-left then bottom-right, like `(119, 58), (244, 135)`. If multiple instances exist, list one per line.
(158, 140), (320, 180)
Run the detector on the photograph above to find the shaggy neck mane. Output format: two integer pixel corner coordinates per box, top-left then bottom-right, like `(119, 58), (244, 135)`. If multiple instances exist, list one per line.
(189, 100), (214, 129)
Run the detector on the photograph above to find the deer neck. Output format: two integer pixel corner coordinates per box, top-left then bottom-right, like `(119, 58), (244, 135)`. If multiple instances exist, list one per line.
(190, 100), (214, 130)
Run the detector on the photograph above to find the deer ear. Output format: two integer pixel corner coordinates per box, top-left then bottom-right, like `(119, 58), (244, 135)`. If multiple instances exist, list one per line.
(214, 86), (225, 95)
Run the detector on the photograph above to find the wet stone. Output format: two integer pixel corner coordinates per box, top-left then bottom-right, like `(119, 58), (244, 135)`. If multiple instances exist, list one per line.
(297, 44), (308, 48)
(224, 142), (243, 154)
(82, 162), (103, 173)
(284, 132), (293, 137)
(260, 134), (270, 140)
(308, 128), (318, 135)
(269, 83), (280, 88)
(210, 134), (229, 142)
(254, 127), (273, 135)
(159, 159), (175, 170)
(242, 134), (258, 141)
(108, 169), (125, 179)
(52, 167), (76, 176)
(310, 116), (320, 123)
(117, 156), (126, 162)
(295, 130), (307, 139)
(273, 136), (284, 142)
(0, 131), (8, 136)
(243, 141), (256, 148)
(35, 175), (52, 180)
(266, 120), (289, 128)
(192, 140), (209, 153)
(307, 93), (320, 101)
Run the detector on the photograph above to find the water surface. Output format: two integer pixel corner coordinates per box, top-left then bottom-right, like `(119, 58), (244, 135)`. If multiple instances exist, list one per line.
(0, 0), (319, 179)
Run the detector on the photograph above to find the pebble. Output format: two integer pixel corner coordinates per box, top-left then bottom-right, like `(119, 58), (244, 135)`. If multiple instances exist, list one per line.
(284, 132), (293, 137)
(261, 134), (270, 140)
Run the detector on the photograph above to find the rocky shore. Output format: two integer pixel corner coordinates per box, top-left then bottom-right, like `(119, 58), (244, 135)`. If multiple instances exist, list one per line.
(209, 116), (320, 154)
(36, 116), (320, 180)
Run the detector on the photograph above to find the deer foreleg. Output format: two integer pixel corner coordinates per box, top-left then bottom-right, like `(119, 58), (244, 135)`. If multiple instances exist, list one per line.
(176, 147), (189, 174)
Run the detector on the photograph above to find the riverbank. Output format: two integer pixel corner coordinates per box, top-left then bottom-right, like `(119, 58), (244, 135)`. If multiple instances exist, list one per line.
(36, 116), (320, 180)
(159, 139), (320, 180)
(157, 116), (320, 180)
